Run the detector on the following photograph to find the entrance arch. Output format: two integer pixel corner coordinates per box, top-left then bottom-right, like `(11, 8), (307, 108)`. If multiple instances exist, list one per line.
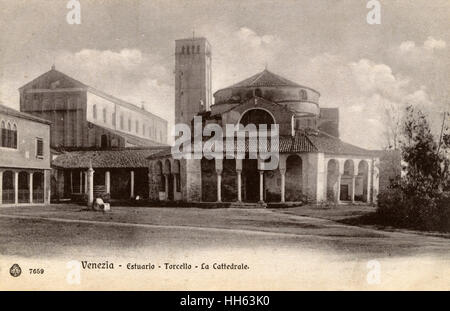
(201, 158), (217, 202)
(357, 160), (369, 202)
(340, 160), (355, 201)
(18, 171), (29, 203)
(326, 159), (339, 202)
(238, 108), (275, 128)
(33, 172), (45, 203)
(2, 171), (14, 204)
(285, 155), (303, 201)
(164, 159), (173, 201)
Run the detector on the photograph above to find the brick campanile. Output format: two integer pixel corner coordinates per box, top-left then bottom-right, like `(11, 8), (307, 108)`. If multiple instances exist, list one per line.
(174, 37), (212, 126)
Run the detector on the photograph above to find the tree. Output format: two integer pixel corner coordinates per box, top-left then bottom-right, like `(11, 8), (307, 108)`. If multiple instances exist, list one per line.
(400, 106), (449, 194)
(377, 105), (450, 231)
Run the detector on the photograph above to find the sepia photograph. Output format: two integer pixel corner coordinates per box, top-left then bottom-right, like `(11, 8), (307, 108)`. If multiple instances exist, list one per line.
(0, 0), (449, 292)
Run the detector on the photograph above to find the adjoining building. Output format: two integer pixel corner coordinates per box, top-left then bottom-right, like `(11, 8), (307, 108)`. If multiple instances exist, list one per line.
(19, 66), (168, 149)
(18, 66), (168, 202)
(0, 104), (51, 206)
(51, 147), (164, 201)
(147, 37), (380, 205)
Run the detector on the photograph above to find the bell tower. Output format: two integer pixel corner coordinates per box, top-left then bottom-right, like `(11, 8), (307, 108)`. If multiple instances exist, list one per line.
(175, 37), (212, 126)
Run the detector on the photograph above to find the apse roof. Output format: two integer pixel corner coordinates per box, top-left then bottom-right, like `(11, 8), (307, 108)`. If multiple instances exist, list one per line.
(224, 69), (301, 89)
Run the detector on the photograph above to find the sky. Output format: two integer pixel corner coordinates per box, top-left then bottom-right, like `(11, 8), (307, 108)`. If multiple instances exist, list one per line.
(0, 0), (448, 148)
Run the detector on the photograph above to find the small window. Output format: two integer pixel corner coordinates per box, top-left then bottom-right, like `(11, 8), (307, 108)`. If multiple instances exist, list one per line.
(128, 118), (131, 131)
(187, 46), (190, 54)
(300, 89), (307, 100)
(182, 46), (185, 54)
(93, 104), (97, 119)
(36, 138), (44, 158)
(197, 45), (200, 53)
(120, 115), (124, 129)
(112, 112), (116, 126)
(135, 120), (139, 133)
(103, 108), (107, 123)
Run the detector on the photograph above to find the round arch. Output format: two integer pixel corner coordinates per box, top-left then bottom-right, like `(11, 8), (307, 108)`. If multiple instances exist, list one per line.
(285, 154), (303, 202)
(237, 108), (276, 127)
(357, 160), (369, 202)
(2, 170), (14, 204)
(326, 159), (340, 202)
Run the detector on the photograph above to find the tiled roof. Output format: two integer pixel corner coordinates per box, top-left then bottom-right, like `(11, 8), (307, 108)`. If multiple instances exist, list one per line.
(308, 131), (376, 156)
(52, 147), (165, 169)
(0, 104), (52, 125)
(225, 69), (303, 88)
(148, 131), (376, 160)
(92, 123), (167, 147)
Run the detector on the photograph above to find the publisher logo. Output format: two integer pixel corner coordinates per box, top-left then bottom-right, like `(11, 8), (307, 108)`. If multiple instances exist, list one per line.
(9, 264), (22, 277)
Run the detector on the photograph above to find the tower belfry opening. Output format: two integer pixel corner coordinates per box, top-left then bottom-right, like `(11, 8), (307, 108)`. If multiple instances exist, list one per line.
(175, 37), (212, 126)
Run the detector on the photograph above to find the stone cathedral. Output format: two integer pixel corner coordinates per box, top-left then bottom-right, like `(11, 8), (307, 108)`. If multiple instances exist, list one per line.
(149, 37), (380, 206)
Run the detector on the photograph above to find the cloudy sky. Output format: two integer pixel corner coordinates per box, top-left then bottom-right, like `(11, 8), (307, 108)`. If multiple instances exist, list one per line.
(0, 0), (448, 148)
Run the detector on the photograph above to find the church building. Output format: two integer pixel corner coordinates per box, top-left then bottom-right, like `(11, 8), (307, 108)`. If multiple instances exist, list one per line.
(147, 37), (380, 206)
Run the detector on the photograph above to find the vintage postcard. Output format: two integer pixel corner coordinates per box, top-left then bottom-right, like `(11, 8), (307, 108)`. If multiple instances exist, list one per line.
(0, 0), (449, 292)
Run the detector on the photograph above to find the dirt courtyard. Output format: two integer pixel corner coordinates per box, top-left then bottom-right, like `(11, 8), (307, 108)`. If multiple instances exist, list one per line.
(0, 204), (449, 290)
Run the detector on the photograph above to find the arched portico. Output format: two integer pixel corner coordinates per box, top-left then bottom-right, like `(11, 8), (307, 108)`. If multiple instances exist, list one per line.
(285, 155), (303, 201)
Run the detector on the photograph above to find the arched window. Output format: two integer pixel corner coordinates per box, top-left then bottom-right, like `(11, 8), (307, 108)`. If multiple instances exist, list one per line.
(6, 122), (11, 148)
(1, 121), (6, 147)
(254, 88), (263, 97)
(300, 89), (307, 100)
(93, 105), (97, 119)
(12, 124), (17, 148)
(101, 134), (108, 148)
(239, 109), (275, 127)
(103, 108), (107, 123)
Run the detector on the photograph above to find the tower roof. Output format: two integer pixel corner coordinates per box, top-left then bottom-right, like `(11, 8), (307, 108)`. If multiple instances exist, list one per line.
(224, 69), (303, 89)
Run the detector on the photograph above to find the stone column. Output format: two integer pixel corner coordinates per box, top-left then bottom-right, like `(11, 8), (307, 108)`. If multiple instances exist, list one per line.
(236, 170), (242, 202)
(366, 161), (372, 203)
(70, 171), (73, 194)
(173, 174), (178, 197)
(236, 159), (242, 202)
(351, 174), (357, 203)
(105, 171), (111, 194)
(130, 170), (135, 198)
(259, 170), (264, 203)
(14, 171), (19, 205)
(45, 170), (50, 204)
(280, 168), (286, 203)
(87, 167), (94, 207)
(216, 171), (222, 202)
(29, 172), (34, 204)
(164, 174), (169, 200)
(84, 172), (88, 194)
(336, 173), (341, 204)
(0, 170), (3, 205)
(79, 171), (82, 194)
